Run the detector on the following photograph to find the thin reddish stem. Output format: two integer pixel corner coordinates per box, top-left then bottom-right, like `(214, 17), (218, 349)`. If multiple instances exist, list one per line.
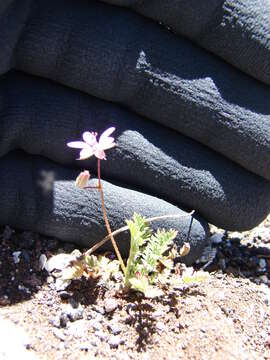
(97, 159), (126, 274)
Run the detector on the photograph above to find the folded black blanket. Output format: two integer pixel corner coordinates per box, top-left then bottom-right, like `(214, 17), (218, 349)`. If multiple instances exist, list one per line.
(0, 0), (269, 264)
(1, 72), (269, 231)
(3, 0), (267, 180)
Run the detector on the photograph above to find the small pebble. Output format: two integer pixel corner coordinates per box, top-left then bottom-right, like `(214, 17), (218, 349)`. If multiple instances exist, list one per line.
(53, 328), (66, 341)
(45, 253), (75, 272)
(156, 321), (166, 332)
(67, 321), (85, 338)
(259, 259), (267, 269)
(260, 275), (269, 285)
(12, 251), (21, 264)
(55, 278), (70, 291)
(108, 335), (124, 348)
(18, 284), (31, 294)
(59, 291), (70, 300)
(90, 320), (102, 332)
(108, 323), (122, 335)
(64, 305), (84, 322)
(21, 250), (30, 262)
(211, 233), (223, 245)
(126, 303), (136, 313)
(225, 239), (231, 247)
(86, 313), (92, 320)
(39, 254), (47, 270)
(90, 339), (98, 347)
(95, 331), (108, 341)
(93, 305), (105, 315)
(0, 296), (10, 306)
(59, 313), (68, 328)
(69, 298), (79, 309)
(79, 342), (89, 351)
(57, 342), (65, 350)
(104, 298), (118, 313)
(50, 318), (60, 328)
(46, 276), (54, 285)
(153, 309), (164, 317)
(256, 268), (267, 275)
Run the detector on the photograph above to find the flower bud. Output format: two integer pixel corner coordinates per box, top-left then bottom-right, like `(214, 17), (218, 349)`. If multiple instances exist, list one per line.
(75, 170), (90, 189)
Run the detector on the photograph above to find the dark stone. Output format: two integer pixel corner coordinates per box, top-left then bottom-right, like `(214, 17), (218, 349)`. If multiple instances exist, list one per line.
(59, 291), (71, 300)
(21, 249), (30, 262)
(246, 256), (259, 269)
(18, 232), (37, 249)
(59, 313), (68, 328)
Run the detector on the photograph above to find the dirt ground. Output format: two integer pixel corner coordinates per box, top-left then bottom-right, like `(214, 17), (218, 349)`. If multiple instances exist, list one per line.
(0, 216), (270, 360)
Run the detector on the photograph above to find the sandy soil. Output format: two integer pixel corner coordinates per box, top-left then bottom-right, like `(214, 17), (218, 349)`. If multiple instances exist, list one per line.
(0, 216), (270, 360)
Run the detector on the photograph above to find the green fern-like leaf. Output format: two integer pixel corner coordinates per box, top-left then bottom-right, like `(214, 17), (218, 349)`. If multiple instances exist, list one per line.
(125, 213), (152, 286)
(126, 213), (152, 248)
(125, 212), (178, 294)
(141, 229), (178, 275)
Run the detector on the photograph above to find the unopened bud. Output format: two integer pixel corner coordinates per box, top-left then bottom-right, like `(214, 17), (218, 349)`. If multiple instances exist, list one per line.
(179, 242), (190, 257)
(75, 170), (90, 189)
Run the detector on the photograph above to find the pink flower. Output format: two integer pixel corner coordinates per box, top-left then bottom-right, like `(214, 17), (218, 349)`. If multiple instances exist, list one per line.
(67, 127), (116, 160)
(75, 170), (90, 189)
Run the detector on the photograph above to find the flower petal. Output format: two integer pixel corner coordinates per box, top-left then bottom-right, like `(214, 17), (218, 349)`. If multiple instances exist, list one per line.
(78, 147), (94, 160)
(98, 127), (115, 148)
(99, 137), (116, 150)
(83, 131), (97, 146)
(67, 141), (88, 149)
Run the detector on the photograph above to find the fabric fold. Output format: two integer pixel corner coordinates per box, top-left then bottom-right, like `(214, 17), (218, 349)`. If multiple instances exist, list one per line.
(99, 0), (270, 85)
(1, 71), (270, 231)
(9, 0), (270, 180)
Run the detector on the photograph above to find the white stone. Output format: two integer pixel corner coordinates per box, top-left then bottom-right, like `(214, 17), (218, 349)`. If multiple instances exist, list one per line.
(260, 275), (269, 285)
(210, 233), (223, 244)
(39, 254), (47, 270)
(156, 321), (166, 332)
(45, 253), (80, 272)
(12, 251), (21, 264)
(258, 258), (267, 269)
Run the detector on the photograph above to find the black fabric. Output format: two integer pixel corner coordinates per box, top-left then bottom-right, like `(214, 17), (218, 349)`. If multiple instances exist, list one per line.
(0, 0), (32, 74)
(0, 0), (269, 263)
(1, 71), (270, 231)
(5, 0), (268, 181)
(100, 0), (270, 85)
(0, 151), (208, 265)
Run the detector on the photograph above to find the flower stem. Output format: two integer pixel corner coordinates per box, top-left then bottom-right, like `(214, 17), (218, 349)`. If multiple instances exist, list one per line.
(97, 159), (126, 274)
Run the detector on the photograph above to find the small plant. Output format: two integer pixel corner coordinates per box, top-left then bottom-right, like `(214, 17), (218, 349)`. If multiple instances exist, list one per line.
(124, 213), (178, 297)
(66, 127), (194, 298)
